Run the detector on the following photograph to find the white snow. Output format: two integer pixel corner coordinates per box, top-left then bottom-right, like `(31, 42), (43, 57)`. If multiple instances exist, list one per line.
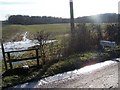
(13, 58), (118, 88)
(0, 32), (57, 59)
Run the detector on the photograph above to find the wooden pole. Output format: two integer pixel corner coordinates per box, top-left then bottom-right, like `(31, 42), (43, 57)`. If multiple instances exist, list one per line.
(36, 49), (39, 66)
(1, 40), (8, 70)
(7, 52), (13, 69)
(69, 0), (75, 53)
(69, 0), (75, 34)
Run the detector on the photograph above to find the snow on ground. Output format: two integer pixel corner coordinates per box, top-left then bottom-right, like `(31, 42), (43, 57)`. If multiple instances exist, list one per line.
(13, 58), (119, 88)
(0, 32), (57, 60)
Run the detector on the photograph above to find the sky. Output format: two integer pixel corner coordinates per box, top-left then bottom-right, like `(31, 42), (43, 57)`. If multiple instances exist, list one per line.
(0, 0), (119, 20)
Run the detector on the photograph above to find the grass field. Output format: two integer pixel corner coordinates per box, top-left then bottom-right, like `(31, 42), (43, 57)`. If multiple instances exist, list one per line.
(2, 23), (70, 41)
(3, 23), (115, 42)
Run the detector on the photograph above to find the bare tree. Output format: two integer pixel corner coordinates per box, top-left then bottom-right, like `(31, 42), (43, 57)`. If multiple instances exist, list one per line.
(34, 31), (50, 65)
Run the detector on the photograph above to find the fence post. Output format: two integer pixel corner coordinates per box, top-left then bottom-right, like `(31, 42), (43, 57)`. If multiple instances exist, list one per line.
(1, 41), (8, 70)
(7, 52), (13, 69)
(36, 49), (39, 66)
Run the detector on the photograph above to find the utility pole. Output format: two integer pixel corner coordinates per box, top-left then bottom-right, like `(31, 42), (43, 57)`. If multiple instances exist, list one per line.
(69, 0), (75, 53)
(69, 0), (75, 35)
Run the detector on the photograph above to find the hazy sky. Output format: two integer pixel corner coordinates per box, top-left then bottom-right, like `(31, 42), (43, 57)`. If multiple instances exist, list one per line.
(0, 0), (119, 20)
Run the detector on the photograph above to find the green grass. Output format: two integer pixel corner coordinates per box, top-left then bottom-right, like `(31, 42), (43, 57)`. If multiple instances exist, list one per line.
(44, 52), (98, 76)
(23, 24), (70, 33)
(2, 23), (115, 42)
(2, 23), (70, 41)
(2, 51), (111, 88)
(2, 52), (96, 88)
(2, 47), (120, 88)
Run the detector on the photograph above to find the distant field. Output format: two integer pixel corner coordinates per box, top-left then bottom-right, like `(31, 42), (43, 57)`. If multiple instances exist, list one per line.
(2, 23), (116, 41)
(2, 23), (70, 41)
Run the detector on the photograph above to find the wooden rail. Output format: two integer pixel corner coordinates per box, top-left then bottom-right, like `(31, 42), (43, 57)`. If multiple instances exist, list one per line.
(1, 41), (41, 70)
(6, 49), (40, 69)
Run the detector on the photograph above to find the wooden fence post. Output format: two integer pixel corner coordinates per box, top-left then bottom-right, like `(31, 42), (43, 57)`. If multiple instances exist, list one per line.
(1, 41), (8, 70)
(7, 52), (13, 69)
(36, 49), (39, 66)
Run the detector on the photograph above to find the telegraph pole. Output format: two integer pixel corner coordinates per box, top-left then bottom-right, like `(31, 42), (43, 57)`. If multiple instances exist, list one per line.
(69, 0), (75, 53)
(69, 0), (75, 35)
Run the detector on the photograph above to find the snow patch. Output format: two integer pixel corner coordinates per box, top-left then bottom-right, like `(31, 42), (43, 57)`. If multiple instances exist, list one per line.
(13, 59), (118, 88)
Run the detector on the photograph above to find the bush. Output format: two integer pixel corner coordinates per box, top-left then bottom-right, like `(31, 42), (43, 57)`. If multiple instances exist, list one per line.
(45, 52), (99, 76)
(61, 23), (102, 57)
(104, 24), (120, 44)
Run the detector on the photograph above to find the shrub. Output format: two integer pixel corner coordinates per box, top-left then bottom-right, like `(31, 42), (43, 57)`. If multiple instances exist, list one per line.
(62, 23), (102, 57)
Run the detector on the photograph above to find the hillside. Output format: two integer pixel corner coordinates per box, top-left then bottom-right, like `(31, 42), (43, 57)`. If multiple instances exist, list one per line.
(76, 13), (119, 23)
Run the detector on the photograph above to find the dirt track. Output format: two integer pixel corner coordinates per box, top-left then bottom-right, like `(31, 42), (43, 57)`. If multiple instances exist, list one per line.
(38, 61), (119, 88)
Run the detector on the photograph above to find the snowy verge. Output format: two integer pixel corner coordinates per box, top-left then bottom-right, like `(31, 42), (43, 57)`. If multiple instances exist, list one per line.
(13, 58), (119, 88)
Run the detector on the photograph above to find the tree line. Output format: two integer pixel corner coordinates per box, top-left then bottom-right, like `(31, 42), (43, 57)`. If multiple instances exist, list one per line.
(5, 13), (119, 25)
(7, 15), (69, 25)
